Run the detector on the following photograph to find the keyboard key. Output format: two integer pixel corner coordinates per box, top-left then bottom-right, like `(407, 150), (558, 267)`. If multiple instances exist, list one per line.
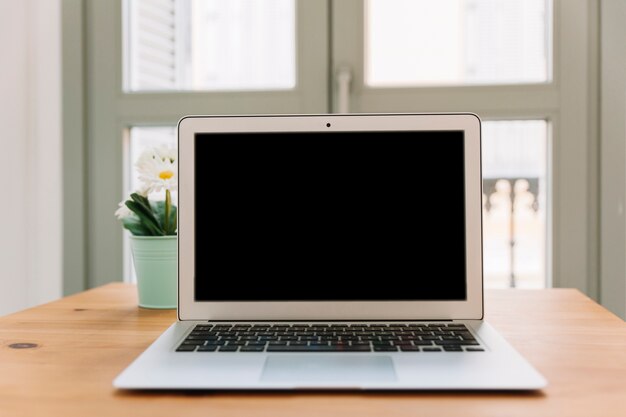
(373, 346), (398, 352)
(181, 340), (205, 345)
(443, 346), (463, 352)
(188, 334), (212, 339)
(310, 327), (328, 332)
(466, 347), (485, 352)
(240, 346), (265, 352)
(329, 340), (350, 346)
(422, 347), (442, 352)
(399, 346), (420, 352)
(435, 340), (479, 346)
(176, 345), (197, 352)
(412, 341), (435, 346)
(267, 345), (370, 352)
(219, 345), (238, 352)
(197, 345), (218, 352)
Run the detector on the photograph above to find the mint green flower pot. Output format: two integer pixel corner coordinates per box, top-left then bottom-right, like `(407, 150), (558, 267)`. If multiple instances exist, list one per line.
(130, 235), (177, 309)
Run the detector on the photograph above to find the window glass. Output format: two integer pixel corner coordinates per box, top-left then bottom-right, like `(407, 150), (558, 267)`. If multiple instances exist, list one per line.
(125, 0), (296, 91)
(366, 0), (551, 86)
(482, 120), (548, 288)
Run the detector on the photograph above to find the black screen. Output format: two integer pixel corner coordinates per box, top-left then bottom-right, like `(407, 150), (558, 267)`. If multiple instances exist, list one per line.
(194, 131), (466, 301)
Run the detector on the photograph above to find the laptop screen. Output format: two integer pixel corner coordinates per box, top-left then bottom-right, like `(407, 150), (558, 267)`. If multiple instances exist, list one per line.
(194, 130), (466, 301)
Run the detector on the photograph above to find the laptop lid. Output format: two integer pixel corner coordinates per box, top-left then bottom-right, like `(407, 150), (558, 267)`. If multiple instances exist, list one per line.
(178, 113), (483, 321)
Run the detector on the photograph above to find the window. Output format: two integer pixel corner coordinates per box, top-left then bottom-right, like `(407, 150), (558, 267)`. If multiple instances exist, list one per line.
(81, 0), (595, 295)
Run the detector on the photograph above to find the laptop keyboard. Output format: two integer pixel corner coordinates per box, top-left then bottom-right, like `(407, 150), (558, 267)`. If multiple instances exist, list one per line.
(176, 323), (484, 353)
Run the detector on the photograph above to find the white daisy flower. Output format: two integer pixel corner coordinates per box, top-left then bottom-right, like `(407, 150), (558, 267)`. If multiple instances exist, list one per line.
(136, 183), (150, 197)
(115, 199), (132, 219)
(136, 146), (178, 194)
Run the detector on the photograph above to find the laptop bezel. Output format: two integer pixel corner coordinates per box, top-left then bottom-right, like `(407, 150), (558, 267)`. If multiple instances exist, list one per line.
(177, 113), (483, 321)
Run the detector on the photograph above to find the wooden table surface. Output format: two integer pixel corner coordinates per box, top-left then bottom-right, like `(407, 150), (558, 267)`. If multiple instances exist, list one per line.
(1, 283), (625, 417)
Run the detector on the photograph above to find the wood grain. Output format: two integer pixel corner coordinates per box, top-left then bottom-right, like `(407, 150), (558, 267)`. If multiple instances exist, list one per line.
(0, 284), (625, 417)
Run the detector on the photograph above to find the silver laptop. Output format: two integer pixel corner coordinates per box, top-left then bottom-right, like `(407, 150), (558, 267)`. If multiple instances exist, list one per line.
(114, 113), (546, 390)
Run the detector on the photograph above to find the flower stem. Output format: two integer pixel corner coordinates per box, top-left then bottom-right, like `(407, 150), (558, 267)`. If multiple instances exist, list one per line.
(165, 189), (171, 234)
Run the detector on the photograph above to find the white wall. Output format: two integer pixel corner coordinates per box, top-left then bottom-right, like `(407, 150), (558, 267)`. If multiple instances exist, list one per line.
(601, 0), (626, 319)
(0, 0), (62, 316)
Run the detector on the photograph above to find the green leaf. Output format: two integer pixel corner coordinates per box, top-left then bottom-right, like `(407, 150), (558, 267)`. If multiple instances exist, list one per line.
(168, 204), (178, 235)
(120, 214), (152, 236)
(130, 192), (149, 205)
(130, 193), (155, 217)
(151, 201), (178, 235)
(169, 205), (177, 235)
(129, 194), (160, 221)
(125, 200), (164, 236)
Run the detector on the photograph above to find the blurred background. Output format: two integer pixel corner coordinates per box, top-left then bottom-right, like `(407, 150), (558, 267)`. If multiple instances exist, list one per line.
(1, 0), (625, 318)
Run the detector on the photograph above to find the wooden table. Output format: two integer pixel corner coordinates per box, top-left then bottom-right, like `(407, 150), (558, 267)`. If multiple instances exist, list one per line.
(1, 284), (625, 417)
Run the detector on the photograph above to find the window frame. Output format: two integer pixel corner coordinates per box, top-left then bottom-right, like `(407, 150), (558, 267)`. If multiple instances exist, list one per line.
(62, 0), (600, 300)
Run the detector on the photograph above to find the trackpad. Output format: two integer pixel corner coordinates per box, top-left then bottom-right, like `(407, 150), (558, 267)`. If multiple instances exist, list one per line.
(261, 355), (397, 384)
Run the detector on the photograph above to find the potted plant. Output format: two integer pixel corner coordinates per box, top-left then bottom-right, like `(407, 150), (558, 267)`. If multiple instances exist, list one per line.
(115, 146), (177, 309)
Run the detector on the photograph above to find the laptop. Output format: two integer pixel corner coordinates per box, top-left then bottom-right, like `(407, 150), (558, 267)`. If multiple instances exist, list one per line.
(114, 113), (546, 390)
